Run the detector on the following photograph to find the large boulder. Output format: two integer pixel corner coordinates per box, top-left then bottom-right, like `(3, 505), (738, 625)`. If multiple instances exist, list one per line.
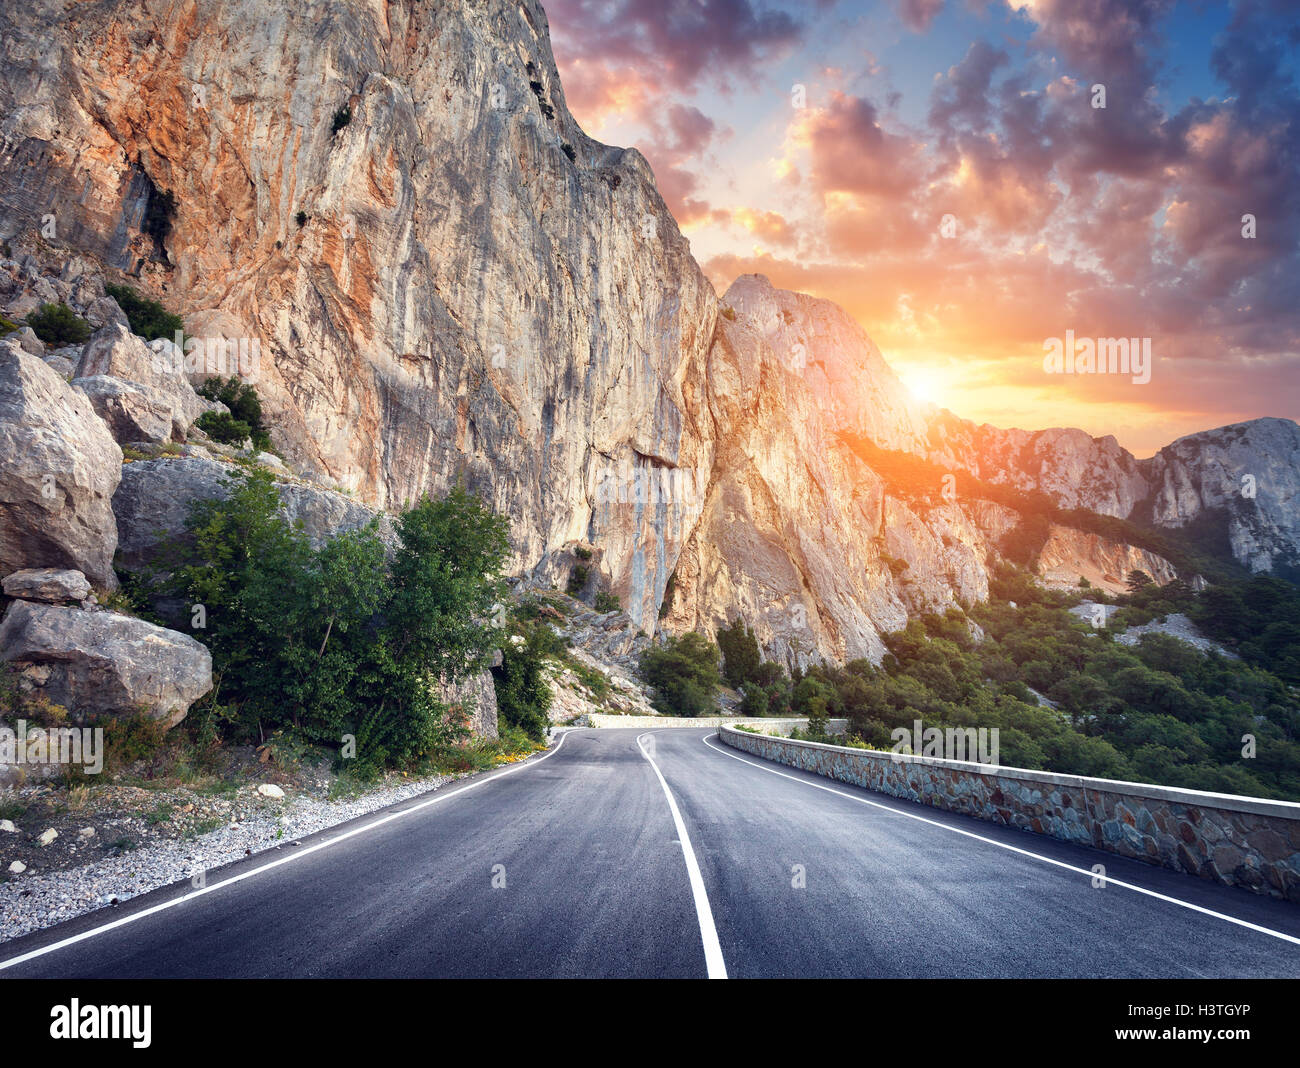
(113, 455), (397, 573)
(71, 374), (175, 445)
(276, 482), (398, 549)
(0, 341), (121, 588)
(3, 567), (92, 603)
(111, 455), (231, 573)
(0, 600), (212, 727)
(435, 669), (499, 739)
(74, 322), (214, 440)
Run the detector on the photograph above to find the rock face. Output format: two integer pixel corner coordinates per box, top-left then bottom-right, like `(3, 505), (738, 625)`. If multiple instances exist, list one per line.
(1035, 525), (1178, 594)
(0, 599), (213, 726)
(0, 342), (121, 587)
(926, 414), (1153, 519)
(0, 0), (715, 630)
(2, 567), (92, 603)
(1145, 418), (1300, 575)
(112, 455), (397, 574)
(435, 670), (499, 740)
(665, 277), (1017, 668)
(927, 412), (1300, 576)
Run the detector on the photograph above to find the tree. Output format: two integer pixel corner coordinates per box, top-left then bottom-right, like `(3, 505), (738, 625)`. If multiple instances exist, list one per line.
(384, 485), (510, 681)
(716, 617), (761, 688)
(639, 633), (721, 717)
(739, 681), (769, 717)
(1126, 569), (1154, 593)
(148, 470), (511, 773)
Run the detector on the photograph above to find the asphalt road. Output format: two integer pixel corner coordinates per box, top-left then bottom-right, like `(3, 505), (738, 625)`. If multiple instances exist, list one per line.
(1, 728), (1297, 978)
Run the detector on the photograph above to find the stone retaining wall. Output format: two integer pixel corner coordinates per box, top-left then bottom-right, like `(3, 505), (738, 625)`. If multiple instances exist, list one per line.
(586, 714), (846, 734)
(718, 726), (1300, 901)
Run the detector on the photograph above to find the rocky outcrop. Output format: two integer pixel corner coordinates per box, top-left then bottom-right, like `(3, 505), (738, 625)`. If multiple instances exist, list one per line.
(2, 568), (91, 604)
(0, 599), (212, 726)
(925, 414), (1153, 519)
(0, 342), (121, 587)
(663, 279), (1024, 668)
(73, 323), (214, 442)
(72, 374), (176, 445)
(275, 482), (397, 550)
(1144, 418), (1300, 575)
(1035, 525), (1178, 594)
(112, 454), (396, 574)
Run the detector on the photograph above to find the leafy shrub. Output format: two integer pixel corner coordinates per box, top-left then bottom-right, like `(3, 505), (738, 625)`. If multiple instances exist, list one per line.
(493, 627), (554, 741)
(739, 681), (769, 716)
(197, 377), (271, 451)
(26, 302), (90, 346)
(104, 283), (184, 342)
(594, 590), (620, 612)
(638, 633), (721, 717)
(143, 470), (509, 775)
(195, 409), (254, 446)
(566, 564), (588, 596)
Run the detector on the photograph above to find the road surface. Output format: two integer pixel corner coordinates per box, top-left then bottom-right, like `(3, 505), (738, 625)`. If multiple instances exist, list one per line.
(1, 728), (1297, 978)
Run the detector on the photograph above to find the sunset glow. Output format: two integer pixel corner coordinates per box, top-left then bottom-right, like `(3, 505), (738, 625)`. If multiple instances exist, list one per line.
(548, 0), (1300, 454)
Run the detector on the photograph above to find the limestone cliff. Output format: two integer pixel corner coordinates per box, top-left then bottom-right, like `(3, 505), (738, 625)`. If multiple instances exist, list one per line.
(0, 0), (715, 628)
(665, 277), (1020, 668)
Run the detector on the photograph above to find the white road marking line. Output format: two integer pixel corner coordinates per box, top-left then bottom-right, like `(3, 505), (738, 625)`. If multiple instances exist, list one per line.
(638, 732), (728, 979)
(0, 729), (584, 972)
(702, 732), (1300, 948)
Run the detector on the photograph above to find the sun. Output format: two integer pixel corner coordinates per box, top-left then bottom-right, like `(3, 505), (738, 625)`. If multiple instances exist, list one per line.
(899, 366), (944, 407)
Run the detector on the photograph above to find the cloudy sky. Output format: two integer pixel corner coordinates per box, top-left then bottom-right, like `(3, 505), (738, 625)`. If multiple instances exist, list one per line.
(547, 0), (1300, 456)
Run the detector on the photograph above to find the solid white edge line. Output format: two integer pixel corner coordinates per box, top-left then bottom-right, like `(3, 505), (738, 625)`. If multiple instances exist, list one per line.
(638, 732), (728, 979)
(0, 728), (584, 972)
(703, 732), (1300, 949)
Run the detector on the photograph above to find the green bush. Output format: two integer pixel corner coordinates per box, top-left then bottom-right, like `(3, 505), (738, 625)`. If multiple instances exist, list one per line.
(105, 283), (184, 342)
(197, 377), (271, 451)
(638, 633), (721, 717)
(26, 302), (90, 346)
(195, 409), (254, 446)
(594, 590), (620, 612)
(566, 564), (588, 596)
(143, 470), (509, 775)
(739, 681), (769, 716)
(493, 627), (554, 741)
